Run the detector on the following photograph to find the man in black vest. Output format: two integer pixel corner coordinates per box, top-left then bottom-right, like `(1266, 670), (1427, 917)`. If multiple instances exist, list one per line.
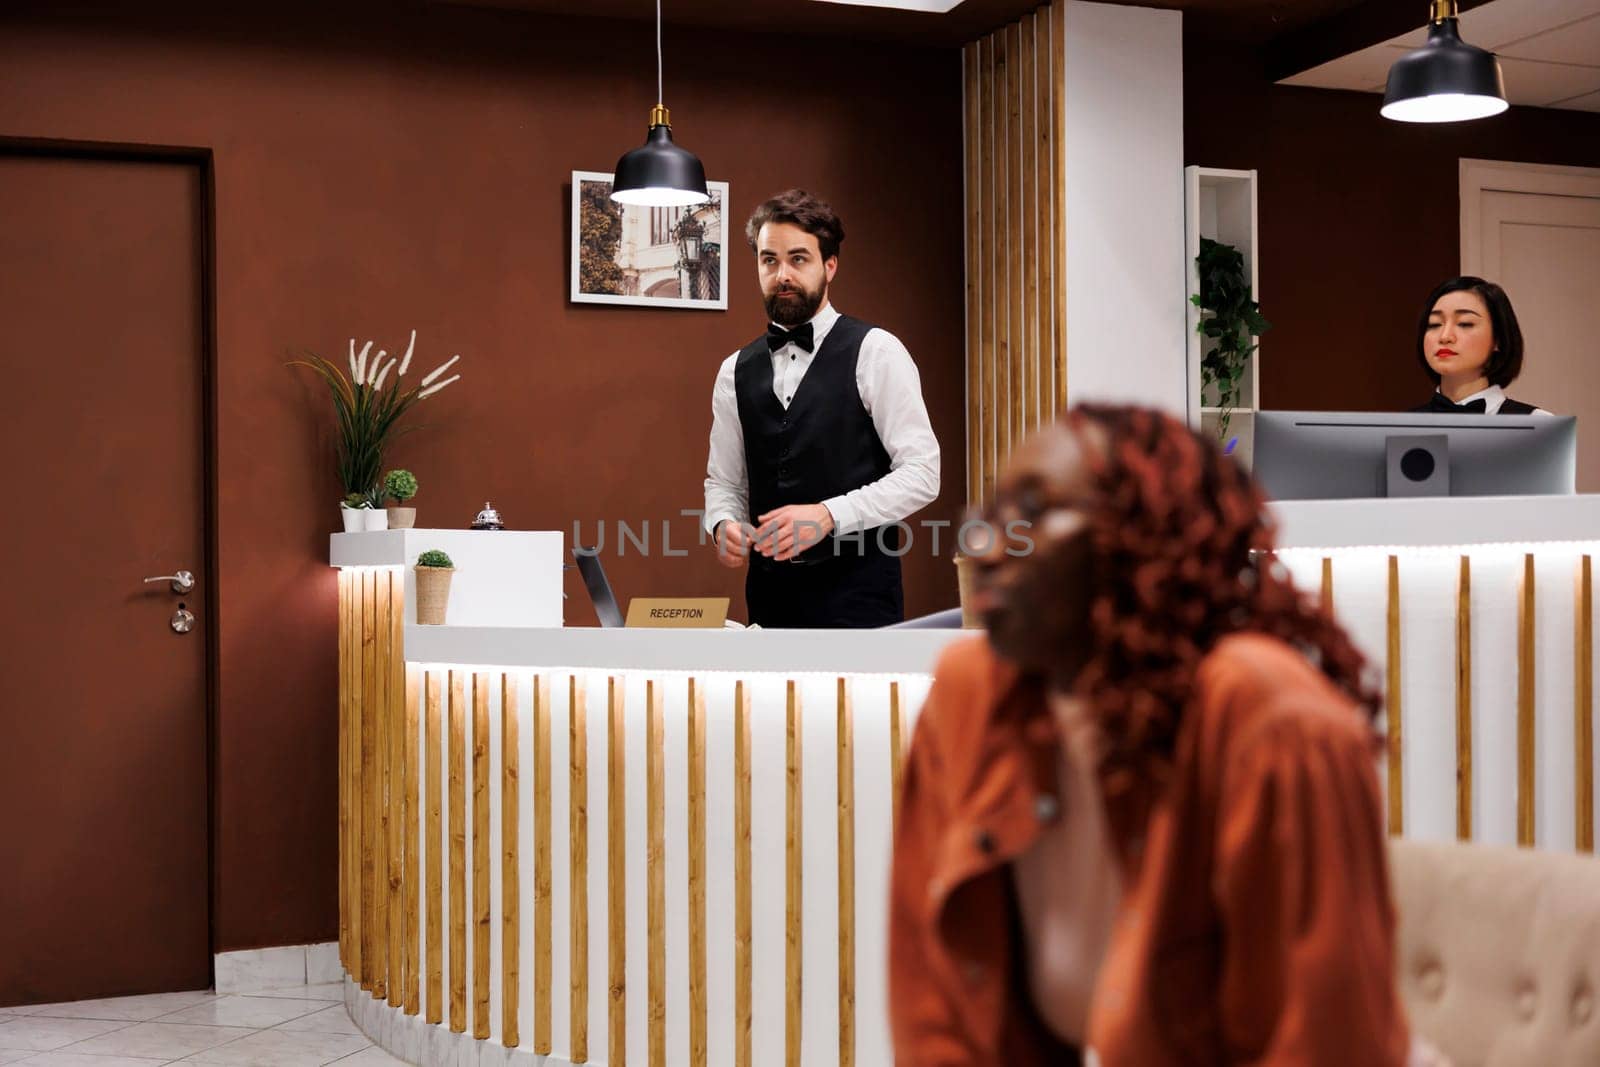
(703, 190), (941, 628)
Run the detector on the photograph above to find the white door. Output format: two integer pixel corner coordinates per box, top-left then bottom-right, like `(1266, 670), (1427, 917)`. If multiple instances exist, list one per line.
(1462, 159), (1600, 491)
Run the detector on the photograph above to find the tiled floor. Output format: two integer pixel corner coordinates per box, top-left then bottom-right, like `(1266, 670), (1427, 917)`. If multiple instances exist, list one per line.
(0, 986), (406, 1067)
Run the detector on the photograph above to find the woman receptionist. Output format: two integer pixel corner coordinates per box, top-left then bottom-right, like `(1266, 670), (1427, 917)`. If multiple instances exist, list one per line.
(1410, 276), (1551, 415)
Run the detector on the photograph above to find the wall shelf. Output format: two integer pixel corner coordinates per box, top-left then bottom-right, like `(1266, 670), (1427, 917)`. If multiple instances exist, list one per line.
(1185, 165), (1260, 467)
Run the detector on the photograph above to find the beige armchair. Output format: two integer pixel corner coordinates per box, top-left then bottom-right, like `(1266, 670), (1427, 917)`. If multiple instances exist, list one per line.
(1391, 839), (1600, 1067)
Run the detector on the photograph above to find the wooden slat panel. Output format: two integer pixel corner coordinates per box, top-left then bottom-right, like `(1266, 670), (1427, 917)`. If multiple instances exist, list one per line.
(534, 675), (554, 1053)
(361, 570), (377, 990)
(1518, 554), (1536, 847)
(449, 670), (467, 1032)
(785, 681), (802, 1067)
(1032, 8), (1053, 426)
(1457, 556), (1473, 840)
(502, 675), (520, 1047)
(687, 679), (708, 1067)
(386, 572), (404, 1007)
(836, 678), (855, 1067)
(964, 41), (982, 507)
(647, 680), (666, 1067)
(374, 571), (390, 1001)
(404, 664), (421, 1014)
(1578, 556), (1594, 854)
(1002, 25), (1021, 472)
(1321, 556), (1334, 612)
(426, 672), (444, 1024)
(980, 34), (999, 502)
(734, 681), (753, 1067)
(1017, 16), (1035, 436)
(570, 676), (590, 1065)
(1051, 0), (1067, 410)
(890, 682), (905, 831)
(608, 677), (627, 1067)
(1387, 555), (1403, 836)
(473, 673), (492, 1039)
(338, 571), (350, 972)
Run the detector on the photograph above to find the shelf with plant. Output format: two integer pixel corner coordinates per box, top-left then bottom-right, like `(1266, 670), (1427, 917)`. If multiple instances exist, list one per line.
(1192, 236), (1269, 442)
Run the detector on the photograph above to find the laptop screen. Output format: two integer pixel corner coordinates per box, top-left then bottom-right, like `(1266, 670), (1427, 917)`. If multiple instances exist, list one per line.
(573, 549), (624, 628)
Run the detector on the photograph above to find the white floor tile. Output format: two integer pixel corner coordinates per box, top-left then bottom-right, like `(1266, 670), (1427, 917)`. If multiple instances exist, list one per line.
(156, 997), (324, 1029)
(329, 1048), (410, 1066)
(245, 984), (344, 1002)
(0, 1009), (34, 1017)
(14, 1053), (167, 1066)
(274, 1006), (362, 1036)
(24, 992), (215, 1023)
(0, 1018), (130, 1053)
(0, 1052), (34, 1064)
(57, 1022), (253, 1059)
(179, 1028), (370, 1066)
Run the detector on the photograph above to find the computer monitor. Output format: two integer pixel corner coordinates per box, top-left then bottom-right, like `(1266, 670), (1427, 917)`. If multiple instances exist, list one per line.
(572, 548), (624, 628)
(883, 607), (965, 630)
(1253, 411), (1577, 500)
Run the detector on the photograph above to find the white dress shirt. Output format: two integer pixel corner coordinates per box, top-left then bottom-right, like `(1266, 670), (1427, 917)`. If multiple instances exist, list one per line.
(1432, 383), (1553, 416)
(703, 303), (941, 537)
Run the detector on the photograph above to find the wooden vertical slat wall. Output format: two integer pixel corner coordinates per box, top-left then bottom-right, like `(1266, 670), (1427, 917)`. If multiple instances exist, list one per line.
(570, 677), (590, 1065)
(1457, 557), (1474, 841)
(1518, 555), (1537, 847)
(964, 2), (1067, 503)
(426, 672), (444, 1024)
(836, 679), (856, 1067)
(473, 673), (492, 1040)
(734, 681), (753, 1067)
(502, 676), (520, 1048)
(373, 573), (390, 1001)
(386, 574), (404, 1008)
(534, 675), (553, 1054)
(608, 677), (627, 1067)
(785, 682), (803, 1067)
(1579, 556), (1595, 854)
(449, 671), (468, 1032)
(647, 681), (667, 1067)
(687, 679), (708, 1067)
(403, 665), (421, 1015)
(360, 571), (377, 990)
(338, 572), (353, 974)
(1387, 556), (1404, 836)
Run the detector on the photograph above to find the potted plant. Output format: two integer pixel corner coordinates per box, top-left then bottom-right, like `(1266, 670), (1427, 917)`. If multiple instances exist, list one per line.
(290, 329), (464, 531)
(339, 492), (368, 533)
(1192, 237), (1270, 440)
(415, 549), (455, 625)
(383, 469), (419, 530)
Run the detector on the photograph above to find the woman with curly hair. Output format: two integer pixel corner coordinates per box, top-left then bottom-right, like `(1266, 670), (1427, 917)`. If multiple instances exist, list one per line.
(889, 404), (1440, 1066)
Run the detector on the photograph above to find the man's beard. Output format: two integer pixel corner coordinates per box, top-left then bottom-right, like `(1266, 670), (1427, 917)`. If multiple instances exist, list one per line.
(764, 281), (826, 327)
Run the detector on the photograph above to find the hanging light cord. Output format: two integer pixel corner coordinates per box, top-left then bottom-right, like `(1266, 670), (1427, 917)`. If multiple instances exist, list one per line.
(656, 0), (664, 105)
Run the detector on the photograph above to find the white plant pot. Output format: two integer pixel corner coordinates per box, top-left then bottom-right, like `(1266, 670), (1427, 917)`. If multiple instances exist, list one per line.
(362, 508), (389, 531)
(340, 505), (363, 533)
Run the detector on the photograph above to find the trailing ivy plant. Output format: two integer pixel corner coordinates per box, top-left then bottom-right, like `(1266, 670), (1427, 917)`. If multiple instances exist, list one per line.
(1192, 237), (1270, 439)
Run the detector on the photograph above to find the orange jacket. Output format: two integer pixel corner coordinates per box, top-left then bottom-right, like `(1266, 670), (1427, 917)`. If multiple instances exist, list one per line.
(889, 633), (1410, 1066)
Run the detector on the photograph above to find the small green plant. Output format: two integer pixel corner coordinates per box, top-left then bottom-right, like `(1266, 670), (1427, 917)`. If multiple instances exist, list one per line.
(417, 549), (454, 569)
(342, 492), (370, 510)
(1192, 237), (1270, 439)
(384, 469), (419, 504)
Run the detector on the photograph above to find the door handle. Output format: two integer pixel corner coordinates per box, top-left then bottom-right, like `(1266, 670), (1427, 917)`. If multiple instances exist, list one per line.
(144, 570), (196, 594)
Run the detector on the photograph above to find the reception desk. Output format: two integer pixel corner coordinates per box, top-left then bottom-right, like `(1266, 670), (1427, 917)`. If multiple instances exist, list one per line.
(331, 497), (1598, 1067)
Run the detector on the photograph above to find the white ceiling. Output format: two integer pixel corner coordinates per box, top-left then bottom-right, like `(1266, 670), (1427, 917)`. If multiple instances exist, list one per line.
(1281, 0), (1600, 113)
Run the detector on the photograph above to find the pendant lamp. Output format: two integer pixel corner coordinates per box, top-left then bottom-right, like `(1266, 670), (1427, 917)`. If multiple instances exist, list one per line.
(610, 0), (709, 207)
(1382, 0), (1508, 123)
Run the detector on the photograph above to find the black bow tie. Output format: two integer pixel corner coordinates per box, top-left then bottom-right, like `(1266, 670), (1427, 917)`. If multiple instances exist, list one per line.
(767, 322), (815, 354)
(1426, 393), (1487, 414)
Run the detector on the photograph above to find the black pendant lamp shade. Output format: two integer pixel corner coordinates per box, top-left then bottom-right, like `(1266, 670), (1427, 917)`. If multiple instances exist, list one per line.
(611, 104), (709, 208)
(1382, 0), (1508, 123)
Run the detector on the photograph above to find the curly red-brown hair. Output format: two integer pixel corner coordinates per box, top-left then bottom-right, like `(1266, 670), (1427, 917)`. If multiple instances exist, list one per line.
(1062, 404), (1381, 787)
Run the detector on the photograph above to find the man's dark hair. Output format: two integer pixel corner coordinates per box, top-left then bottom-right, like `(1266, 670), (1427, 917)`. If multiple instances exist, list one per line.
(1415, 276), (1525, 387)
(745, 190), (845, 261)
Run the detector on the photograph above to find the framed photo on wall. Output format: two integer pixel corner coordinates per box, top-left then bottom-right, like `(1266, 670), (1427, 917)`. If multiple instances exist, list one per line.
(570, 170), (729, 311)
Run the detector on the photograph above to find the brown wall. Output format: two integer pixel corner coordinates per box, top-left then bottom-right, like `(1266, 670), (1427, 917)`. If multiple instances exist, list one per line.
(1185, 27), (1600, 414)
(0, 2), (966, 952)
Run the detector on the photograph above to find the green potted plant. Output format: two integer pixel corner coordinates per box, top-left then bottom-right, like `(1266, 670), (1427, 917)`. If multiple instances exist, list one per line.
(291, 330), (464, 532)
(340, 492), (370, 533)
(383, 469), (419, 530)
(1192, 237), (1270, 440)
(415, 549), (455, 625)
